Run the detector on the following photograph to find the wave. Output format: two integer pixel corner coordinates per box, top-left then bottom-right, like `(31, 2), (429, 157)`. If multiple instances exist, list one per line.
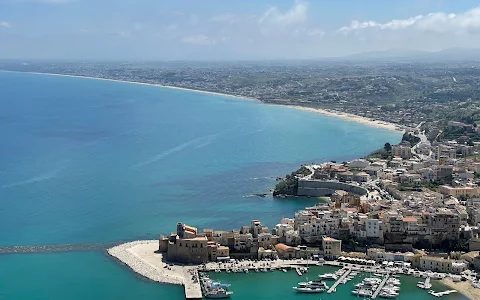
(133, 128), (234, 168)
(239, 128), (265, 136)
(0, 163), (68, 189)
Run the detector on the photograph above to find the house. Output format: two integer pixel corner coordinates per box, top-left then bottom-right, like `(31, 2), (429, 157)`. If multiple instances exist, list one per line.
(275, 243), (297, 259)
(322, 236), (342, 259)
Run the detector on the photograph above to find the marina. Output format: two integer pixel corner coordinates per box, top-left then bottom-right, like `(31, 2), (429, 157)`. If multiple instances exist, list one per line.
(327, 268), (352, 293)
(371, 274), (390, 299)
(108, 241), (470, 299)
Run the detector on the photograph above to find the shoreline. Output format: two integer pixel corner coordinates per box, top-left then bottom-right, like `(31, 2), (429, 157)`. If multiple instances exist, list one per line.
(108, 240), (478, 299)
(1, 70), (404, 133)
(107, 240), (184, 285)
(441, 278), (477, 300)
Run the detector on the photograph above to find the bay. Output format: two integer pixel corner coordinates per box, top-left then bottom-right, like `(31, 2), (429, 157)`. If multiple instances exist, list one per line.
(0, 71), (415, 299)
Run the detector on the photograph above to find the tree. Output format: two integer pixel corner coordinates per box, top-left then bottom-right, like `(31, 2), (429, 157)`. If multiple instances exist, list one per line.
(384, 142), (392, 152)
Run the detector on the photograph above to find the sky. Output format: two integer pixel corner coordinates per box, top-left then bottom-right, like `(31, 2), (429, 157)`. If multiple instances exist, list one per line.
(1, 0), (480, 60)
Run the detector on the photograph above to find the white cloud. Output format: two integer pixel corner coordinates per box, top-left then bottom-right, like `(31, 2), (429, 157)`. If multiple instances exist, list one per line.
(181, 35), (216, 45)
(0, 21), (11, 28)
(337, 6), (480, 35)
(258, 0), (308, 25)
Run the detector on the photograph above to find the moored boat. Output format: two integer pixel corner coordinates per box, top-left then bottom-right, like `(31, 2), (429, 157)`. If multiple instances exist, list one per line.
(319, 273), (338, 280)
(205, 288), (233, 299)
(293, 286), (326, 293)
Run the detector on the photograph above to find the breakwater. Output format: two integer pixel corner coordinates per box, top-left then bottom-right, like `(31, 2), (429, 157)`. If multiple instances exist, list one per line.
(0, 242), (121, 254)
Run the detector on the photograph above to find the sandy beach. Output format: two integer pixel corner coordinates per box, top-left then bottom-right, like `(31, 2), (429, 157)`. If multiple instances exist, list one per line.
(284, 105), (405, 132)
(441, 277), (479, 300)
(2, 70), (404, 133)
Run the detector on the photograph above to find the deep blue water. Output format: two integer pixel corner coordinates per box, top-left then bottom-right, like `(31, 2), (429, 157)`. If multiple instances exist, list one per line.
(0, 71), (403, 299)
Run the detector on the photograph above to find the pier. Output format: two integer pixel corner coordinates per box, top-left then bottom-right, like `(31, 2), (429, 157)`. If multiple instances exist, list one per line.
(428, 290), (457, 297)
(327, 268), (351, 293)
(372, 274), (390, 299)
(183, 268), (202, 299)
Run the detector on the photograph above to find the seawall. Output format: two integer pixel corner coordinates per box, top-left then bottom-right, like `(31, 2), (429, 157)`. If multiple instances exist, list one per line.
(297, 179), (368, 197)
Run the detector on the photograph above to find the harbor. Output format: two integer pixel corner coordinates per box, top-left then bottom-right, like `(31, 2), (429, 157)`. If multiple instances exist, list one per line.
(108, 240), (471, 299)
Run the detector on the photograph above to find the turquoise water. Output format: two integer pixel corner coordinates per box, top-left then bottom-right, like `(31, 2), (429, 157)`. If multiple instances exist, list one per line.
(208, 266), (467, 300)
(0, 71), (443, 300)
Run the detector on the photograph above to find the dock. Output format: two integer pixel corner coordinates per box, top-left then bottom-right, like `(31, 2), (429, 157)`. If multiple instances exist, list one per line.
(327, 268), (351, 293)
(372, 274), (390, 299)
(183, 268), (202, 299)
(428, 290), (457, 297)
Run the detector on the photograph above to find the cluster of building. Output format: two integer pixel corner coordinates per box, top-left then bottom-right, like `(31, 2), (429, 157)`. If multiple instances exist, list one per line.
(158, 220), (339, 264)
(157, 130), (480, 274)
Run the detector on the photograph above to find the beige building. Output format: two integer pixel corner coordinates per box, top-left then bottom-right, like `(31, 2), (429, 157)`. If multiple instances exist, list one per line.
(322, 236), (342, 259)
(275, 243), (297, 259)
(392, 145), (412, 159)
(439, 185), (480, 198)
(158, 223), (210, 264)
(419, 256), (468, 274)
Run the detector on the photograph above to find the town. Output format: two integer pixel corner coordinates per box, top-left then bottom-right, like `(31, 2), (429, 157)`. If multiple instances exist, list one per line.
(107, 126), (480, 299)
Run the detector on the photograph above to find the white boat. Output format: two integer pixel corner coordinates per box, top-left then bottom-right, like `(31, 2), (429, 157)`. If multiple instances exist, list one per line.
(352, 289), (373, 297)
(379, 291), (398, 298)
(282, 268), (287, 273)
(319, 273), (338, 280)
(226, 269), (231, 273)
(417, 277), (432, 289)
(261, 268), (268, 272)
(387, 278), (401, 285)
(293, 286), (326, 293)
(383, 284), (400, 291)
(254, 268), (259, 272)
(298, 280), (329, 289)
(205, 288), (233, 299)
(364, 277), (382, 284)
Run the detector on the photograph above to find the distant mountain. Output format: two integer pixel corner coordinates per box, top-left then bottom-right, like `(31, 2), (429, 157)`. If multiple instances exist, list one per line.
(345, 49), (429, 60)
(340, 48), (480, 62)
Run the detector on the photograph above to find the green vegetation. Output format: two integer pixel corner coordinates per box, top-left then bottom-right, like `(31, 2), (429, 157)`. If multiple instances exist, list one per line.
(273, 173), (298, 196)
(440, 124), (480, 142)
(296, 166), (312, 176)
(384, 142), (392, 152)
(401, 132), (421, 147)
(273, 166), (311, 196)
(365, 148), (390, 160)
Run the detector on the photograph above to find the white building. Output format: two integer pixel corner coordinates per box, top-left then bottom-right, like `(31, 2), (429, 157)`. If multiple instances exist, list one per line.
(366, 219), (381, 238)
(285, 230), (301, 246)
(349, 159), (371, 169)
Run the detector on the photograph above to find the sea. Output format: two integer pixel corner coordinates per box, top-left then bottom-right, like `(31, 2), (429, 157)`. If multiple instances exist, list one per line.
(0, 71), (466, 299)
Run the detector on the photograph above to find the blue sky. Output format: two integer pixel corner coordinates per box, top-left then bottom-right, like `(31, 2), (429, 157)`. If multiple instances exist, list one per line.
(1, 0), (480, 60)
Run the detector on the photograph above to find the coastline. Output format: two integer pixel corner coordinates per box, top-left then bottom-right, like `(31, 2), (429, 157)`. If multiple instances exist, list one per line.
(281, 105), (405, 133)
(441, 278), (478, 300)
(0, 70), (404, 133)
(107, 240), (184, 285)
